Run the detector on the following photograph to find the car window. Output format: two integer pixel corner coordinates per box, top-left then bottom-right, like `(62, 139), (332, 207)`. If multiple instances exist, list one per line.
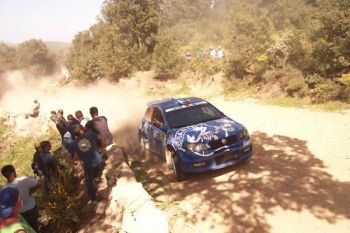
(202, 106), (216, 117)
(152, 108), (165, 128)
(144, 107), (154, 122)
(167, 104), (223, 128)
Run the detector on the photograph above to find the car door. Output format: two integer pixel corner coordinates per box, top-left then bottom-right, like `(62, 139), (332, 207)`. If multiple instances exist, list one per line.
(150, 108), (166, 157)
(140, 107), (154, 145)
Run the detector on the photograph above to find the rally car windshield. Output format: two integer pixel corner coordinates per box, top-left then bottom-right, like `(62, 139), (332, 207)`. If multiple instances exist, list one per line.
(167, 104), (224, 128)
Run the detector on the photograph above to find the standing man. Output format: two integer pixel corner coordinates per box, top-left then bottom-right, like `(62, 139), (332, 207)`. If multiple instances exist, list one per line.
(31, 143), (43, 177)
(74, 110), (90, 127)
(67, 124), (105, 201)
(39, 141), (60, 181)
(1, 165), (42, 232)
(87, 107), (114, 147)
(54, 109), (68, 141)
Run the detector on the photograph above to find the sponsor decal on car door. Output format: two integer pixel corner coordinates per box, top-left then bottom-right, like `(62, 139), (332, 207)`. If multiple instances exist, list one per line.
(150, 108), (166, 156)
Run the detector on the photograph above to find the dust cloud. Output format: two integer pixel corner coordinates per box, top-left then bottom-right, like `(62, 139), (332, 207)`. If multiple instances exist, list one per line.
(0, 71), (158, 141)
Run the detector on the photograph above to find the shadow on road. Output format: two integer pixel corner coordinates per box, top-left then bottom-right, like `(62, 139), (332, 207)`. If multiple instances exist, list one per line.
(112, 121), (350, 232)
(164, 131), (350, 232)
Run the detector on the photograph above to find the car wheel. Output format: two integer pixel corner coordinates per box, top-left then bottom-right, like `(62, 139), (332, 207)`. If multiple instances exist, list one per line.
(171, 153), (186, 181)
(165, 149), (173, 169)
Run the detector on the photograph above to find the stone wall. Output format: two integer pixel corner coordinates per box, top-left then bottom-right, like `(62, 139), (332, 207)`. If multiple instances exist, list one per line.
(78, 146), (169, 233)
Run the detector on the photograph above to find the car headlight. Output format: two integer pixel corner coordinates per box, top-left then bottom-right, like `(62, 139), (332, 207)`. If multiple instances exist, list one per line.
(238, 129), (249, 140)
(186, 143), (210, 152)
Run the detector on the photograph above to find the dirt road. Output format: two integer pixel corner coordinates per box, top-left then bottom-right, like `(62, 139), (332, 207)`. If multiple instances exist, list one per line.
(116, 98), (350, 233)
(1, 71), (349, 233)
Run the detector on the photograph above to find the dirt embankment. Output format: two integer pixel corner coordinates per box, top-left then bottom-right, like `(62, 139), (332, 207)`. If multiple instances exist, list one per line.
(1, 70), (349, 233)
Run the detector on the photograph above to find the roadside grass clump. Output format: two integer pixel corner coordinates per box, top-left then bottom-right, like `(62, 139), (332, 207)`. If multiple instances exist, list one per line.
(265, 97), (350, 112)
(124, 152), (165, 197)
(123, 150), (192, 232)
(38, 165), (82, 233)
(313, 101), (350, 112)
(223, 78), (255, 99)
(266, 97), (306, 108)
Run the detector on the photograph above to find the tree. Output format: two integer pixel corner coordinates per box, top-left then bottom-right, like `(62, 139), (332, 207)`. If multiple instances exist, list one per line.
(0, 43), (16, 73)
(65, 30), (102, 81)
(308, 0), (350, 78)
(153, 32), (182, 79)
(101, 0), (160, 55)
(16, 39), (56, 75)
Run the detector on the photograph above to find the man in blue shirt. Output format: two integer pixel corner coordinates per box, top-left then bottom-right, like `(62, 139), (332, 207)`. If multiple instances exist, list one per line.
(67, 124), (105, 201)
(39, 141), (60, 181)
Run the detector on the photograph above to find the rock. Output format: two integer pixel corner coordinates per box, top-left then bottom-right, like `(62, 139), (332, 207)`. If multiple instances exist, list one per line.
(134, 202), (169, 233)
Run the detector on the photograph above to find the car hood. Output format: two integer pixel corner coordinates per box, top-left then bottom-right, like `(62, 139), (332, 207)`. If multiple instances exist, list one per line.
(169, 117), (244, 150)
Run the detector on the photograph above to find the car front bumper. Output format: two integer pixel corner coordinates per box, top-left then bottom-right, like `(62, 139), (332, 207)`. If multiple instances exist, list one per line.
(177, 142), (253, 173)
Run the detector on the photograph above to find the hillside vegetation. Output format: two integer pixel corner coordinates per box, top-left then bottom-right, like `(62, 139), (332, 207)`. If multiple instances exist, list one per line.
(0, 39), (60, 76)
(65, 0), (349, 104)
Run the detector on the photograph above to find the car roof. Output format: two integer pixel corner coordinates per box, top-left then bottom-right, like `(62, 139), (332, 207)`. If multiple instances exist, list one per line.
(147, 97), (207, 111)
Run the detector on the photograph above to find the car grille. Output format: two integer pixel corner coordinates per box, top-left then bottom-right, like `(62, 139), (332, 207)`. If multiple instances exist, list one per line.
(215, 146), (252, 165)
(215, 152), (239, 165)
(209, 135), (240, 150)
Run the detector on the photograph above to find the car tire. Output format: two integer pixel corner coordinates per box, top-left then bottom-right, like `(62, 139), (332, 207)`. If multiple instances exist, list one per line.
(171, 153), (186, 181)
(165, 149), (173, 169)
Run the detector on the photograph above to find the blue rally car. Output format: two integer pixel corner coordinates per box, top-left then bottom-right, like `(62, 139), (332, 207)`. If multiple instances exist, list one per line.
(138, 97), (253, 180)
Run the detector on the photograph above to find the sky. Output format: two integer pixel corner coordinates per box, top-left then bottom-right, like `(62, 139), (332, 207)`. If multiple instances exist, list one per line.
(0, 0), (104, 43)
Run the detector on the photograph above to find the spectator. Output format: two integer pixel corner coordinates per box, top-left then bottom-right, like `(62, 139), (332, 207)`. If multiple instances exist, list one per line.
(0, 185), (37, 233)
(67, 115), (80, 137)
(39, 141), (59, 181)
(49, 111), (57, 124)
(186, 51), (192, 62)
(210, 47), (217, 59)
(25, 100), (40, 119)
(31, 143), (43, 177)
(62, 115), (80, 153)
(66, 124), (105, 201)
(55, 109), (68, 140)
(217, 46), (224, 59)
(1, 165), (42, 232)
(86, 107), (114, 147)
(74, 110), (90, 127)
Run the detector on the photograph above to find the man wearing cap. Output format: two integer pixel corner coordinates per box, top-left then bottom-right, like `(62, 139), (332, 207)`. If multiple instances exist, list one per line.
(0, 186), (36, 233)
(1, 165), (42, 232)
(66, 124), (105, 201)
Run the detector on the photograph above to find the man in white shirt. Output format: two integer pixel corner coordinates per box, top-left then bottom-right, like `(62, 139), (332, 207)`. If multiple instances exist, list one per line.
(1, 165), (42, 232)
(75, 110), (90, 127)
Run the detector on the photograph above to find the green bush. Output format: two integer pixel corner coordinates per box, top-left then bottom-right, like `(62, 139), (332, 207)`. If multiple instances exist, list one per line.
(311, 80), (343, 103)
(153, 34), (182, 80)
(0, 43), (17, 73)
(16, 39), (57, 75)
(0, 124), (81, 233)
(39, 166), (82, 233)
(285, 76), (308, 98)
(261, 66), (308, 97)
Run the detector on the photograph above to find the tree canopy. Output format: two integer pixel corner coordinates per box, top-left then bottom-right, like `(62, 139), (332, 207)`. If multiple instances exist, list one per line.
(66, 0), (350, 102)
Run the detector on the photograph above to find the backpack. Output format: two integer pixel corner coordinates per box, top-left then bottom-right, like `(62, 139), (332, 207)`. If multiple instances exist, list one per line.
(31, 151), (44, 176)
